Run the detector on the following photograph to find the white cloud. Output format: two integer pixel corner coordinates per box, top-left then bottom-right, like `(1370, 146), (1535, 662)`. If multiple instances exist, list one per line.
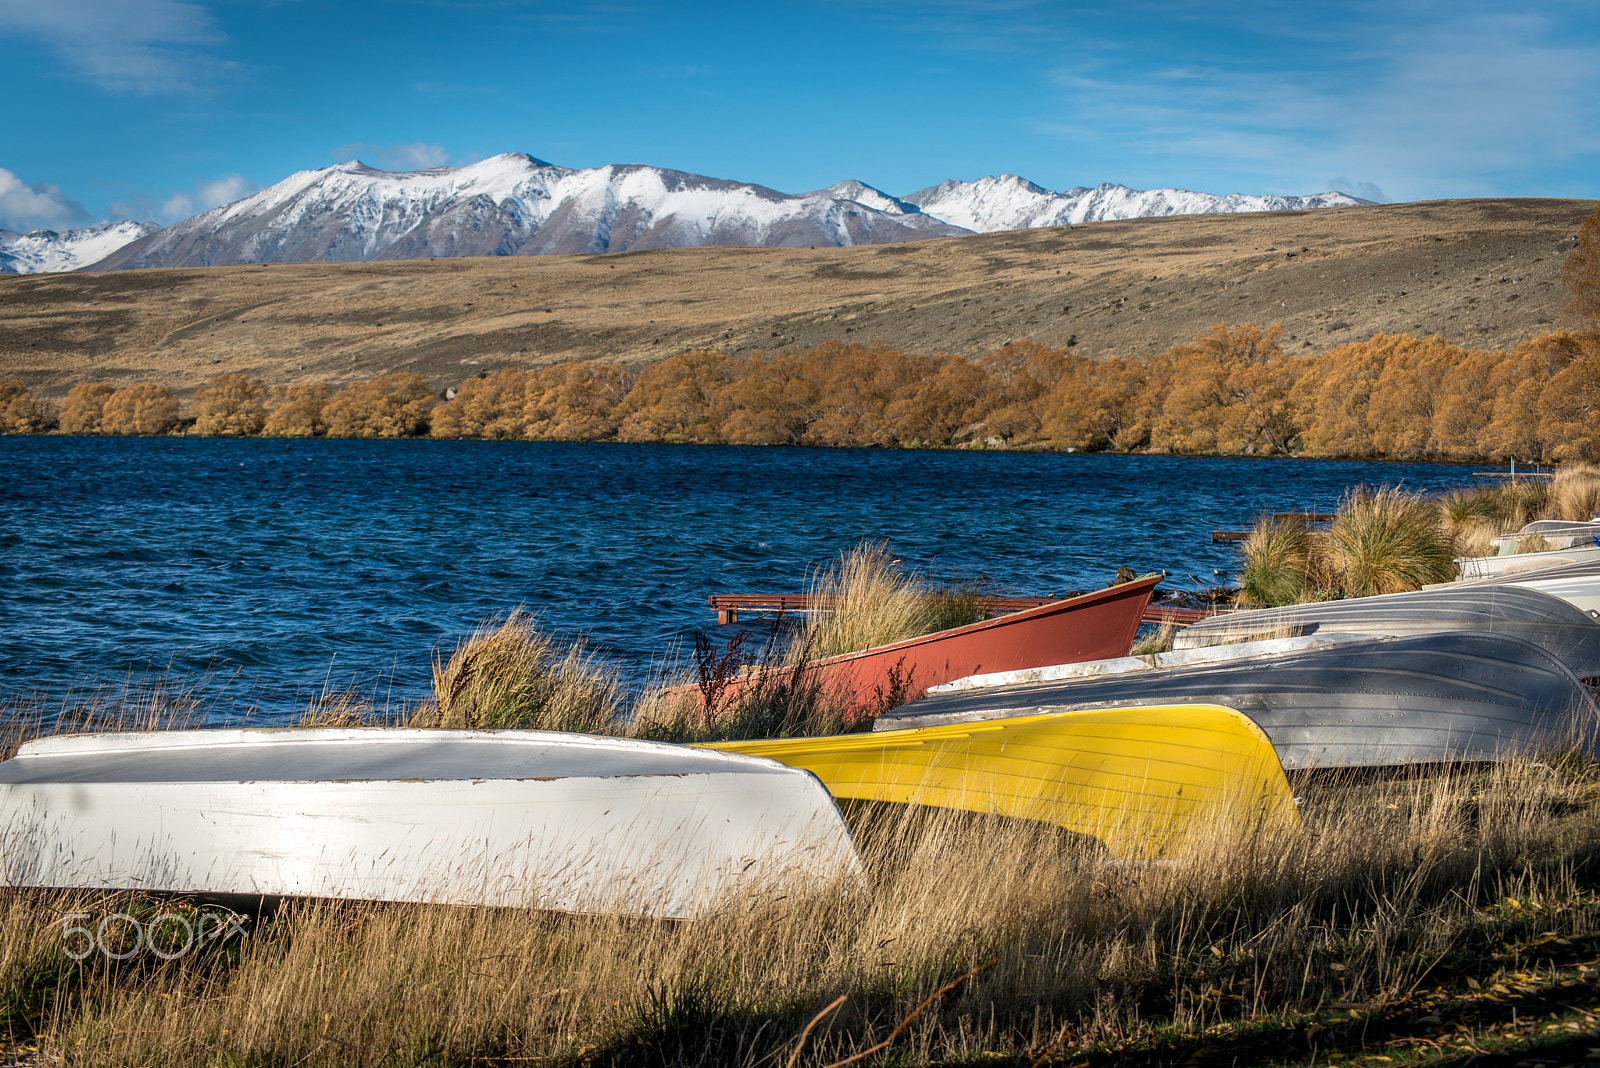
(0, 0), (224, 94)
(1038, 5), (1600, 200)
(332, 143), (454, 172)
(149, 174), (259, 222)
(1328, 177), (1388, 204)
(0, 168), (92, 232)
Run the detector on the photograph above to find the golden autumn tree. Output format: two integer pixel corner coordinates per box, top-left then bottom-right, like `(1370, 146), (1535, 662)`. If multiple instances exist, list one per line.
(431, 369), (530, 440)
(1479, 332), (1580, 461)
(800, 341), (916, 446)
(0, 380), (48, 433)
(1365, 334), (1463, 458)
(527, 362), (633, 441)
(883, 352), (991, 446)
(970, 341), (1074, 445)
(100, 383), (180, 436)
(323, 373), (435, 438)
(718, 351), (821, 445)
(192, 374), (267, 436)
(1295, 339), (1390, 456)
(1428, 345), (1502, 459)
(1038, 354), (1157, 452)
(1152, 323), (1300, 454)
(58, 382), (117, 435)
(1536, 331), (1600, 461)
(1564, 204), (1600, 330)
(614, 350), (733, 443)
(263, 383), (334, 437)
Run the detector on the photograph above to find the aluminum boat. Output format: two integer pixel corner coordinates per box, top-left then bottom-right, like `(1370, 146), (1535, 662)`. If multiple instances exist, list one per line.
(874, 633), (1599, 771)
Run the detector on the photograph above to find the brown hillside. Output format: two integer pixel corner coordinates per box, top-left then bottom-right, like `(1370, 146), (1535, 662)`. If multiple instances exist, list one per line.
(0, 197), (1592, 397)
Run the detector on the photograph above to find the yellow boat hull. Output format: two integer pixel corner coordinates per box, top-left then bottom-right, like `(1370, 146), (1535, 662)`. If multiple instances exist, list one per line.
(706, 704), (1296, 859)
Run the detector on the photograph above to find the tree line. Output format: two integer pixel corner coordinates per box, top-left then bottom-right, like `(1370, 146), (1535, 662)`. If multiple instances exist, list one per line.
(5, 206), (1597, 461)
(0, 323), (1594, 462)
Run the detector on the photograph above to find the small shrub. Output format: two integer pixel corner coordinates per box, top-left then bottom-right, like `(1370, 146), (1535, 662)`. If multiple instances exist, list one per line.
(425, 612), (622, 733)
(1324, 485), (1458, 597)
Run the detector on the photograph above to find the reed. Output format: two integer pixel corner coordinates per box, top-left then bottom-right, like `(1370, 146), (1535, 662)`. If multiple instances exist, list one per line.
(423, 612), (623, 733)
(5, 751), (1598, 1068)
(1323, 485), (1459, 597)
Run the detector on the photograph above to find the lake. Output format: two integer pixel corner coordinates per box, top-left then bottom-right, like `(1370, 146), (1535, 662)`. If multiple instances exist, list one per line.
(0, 437), (1483, 722)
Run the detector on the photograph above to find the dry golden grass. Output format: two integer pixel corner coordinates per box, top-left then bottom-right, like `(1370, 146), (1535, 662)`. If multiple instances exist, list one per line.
(1237, 486), (1457, 605)
(1324, 486), (1459, 596)
(802, 542), (985, 661)
(4, 755), (1598, 1068)
(1550, 463), (1600, 522)
(422, 611), (623, 733)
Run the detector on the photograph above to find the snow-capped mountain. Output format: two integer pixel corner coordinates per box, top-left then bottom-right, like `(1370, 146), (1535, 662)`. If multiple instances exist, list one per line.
(89, 154), (969, 271)
(0, 220), (160, 274)
(0, 155), (1373, 274)
(810, 180), (928, 217)
(904, 175), (1368, 232)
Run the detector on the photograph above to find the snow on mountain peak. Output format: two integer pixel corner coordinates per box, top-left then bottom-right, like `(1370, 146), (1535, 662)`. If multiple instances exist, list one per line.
(0, 220), (160, 274)
(905, 175), (1370, 232)
(0, 155), (1381, 274)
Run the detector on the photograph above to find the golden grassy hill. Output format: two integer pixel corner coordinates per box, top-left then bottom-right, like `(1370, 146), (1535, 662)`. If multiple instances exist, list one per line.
(1, 197), (1593, 398)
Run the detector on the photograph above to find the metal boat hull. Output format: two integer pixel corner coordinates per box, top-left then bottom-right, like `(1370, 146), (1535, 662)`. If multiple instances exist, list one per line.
(876, 633), (1599, 771)
(1172, 585), (1600, 677)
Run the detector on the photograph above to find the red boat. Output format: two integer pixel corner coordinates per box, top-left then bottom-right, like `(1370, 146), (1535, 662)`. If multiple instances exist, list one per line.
(711, 575), (1162, 721)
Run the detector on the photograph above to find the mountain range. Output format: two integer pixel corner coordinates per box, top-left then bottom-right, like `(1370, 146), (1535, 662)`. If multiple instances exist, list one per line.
(5, 154), (1371, 274)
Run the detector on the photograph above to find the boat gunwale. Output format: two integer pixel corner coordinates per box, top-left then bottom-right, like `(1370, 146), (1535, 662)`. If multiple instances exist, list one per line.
(773, 574), (1161, 671)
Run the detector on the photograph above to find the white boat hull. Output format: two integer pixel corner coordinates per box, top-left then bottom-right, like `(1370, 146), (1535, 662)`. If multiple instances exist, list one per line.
(0, 728), (863, 918)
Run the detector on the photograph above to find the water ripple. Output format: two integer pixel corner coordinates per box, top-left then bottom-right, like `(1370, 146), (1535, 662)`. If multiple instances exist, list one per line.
(0, 437), (1481, 722)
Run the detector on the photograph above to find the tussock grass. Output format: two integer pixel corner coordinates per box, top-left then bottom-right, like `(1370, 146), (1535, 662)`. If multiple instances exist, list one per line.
(422, 611), (623, 733)
(1324, 486), (1459, 597)
(1550, 462), (1600, 522)
(802, 542), (986, 660)
(5, 754), (1600, 1068)
(1237, 486), (1455, 605)
(1236, 516), (1316, 606)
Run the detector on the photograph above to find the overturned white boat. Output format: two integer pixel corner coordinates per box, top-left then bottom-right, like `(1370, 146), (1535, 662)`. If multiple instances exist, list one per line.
(1171, 584), (1600, 677)
(877, 633), (1599, 771)
(0, 728), (863, 918)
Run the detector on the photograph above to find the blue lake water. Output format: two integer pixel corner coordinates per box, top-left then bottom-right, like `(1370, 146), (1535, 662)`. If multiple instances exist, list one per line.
(1, 437), (1483, 722)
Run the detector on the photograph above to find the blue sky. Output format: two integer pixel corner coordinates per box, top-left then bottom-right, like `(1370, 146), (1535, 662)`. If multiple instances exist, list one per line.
(2, 0), (1597, 232)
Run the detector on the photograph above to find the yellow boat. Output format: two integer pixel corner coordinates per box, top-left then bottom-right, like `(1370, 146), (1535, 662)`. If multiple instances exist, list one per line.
(706, 704), (1296, 860)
